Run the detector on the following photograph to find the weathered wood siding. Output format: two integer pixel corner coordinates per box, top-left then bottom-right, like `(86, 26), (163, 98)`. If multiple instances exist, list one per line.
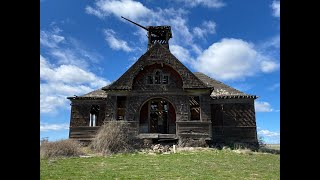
(210, 99), (258, 145)
(70, 99), (106, 127)
(69, 126), (100, 139)
(132, 63), (183, 91)
(176, 121), (211, 139)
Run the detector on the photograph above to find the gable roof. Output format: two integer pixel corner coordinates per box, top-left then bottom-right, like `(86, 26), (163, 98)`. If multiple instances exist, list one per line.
(67, 88), (108, 100)
(194, 72), (257, 99)
(102, 43), (209, 91)
(67, 72), (257, 100)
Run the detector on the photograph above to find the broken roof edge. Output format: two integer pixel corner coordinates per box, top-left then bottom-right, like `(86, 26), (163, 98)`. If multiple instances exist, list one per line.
(67, 88), (108, 100)
(193, 72), (258, 99)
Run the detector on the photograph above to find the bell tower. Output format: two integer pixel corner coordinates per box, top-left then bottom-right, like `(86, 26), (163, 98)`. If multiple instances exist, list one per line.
(121, 16), (172, 50)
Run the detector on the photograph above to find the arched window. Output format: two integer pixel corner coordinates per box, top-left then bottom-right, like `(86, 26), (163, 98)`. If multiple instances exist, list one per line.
(89, 105), (100, 127)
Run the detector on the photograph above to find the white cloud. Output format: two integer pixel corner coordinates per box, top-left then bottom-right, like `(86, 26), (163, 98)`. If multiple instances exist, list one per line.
(193, 21), (216, 39)
(194, 38), (259, 80)
(255, 101), (273, 112)
(193, 38), (279, 80)
(260, 60), (279, 73)
(86, 0), (151, 20)
(175, 0), (225, 8)
(170, 45), (194, 63)
(261, 35), (280, 49)
(40, 55), (110, 113)
(40, 122), (69, 131)
(40, 95), (66, 113)
(104, 29), (132, 52)
(85, 6), (104, 19)
(40, 56), (108, 87)
(40, 30), (65, 48)
(40, 27), (111, 114)
(271, 1), (280, 18)
(41, 28), (102, 69)
(86, 2), (199, 58)
(258, 129), (280, 144)
(258, 129), (279, 137)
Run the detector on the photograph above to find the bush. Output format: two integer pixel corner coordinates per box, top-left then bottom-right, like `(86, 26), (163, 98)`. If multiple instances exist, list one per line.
(178, 138), (208, 147)
(40, 139), (83, 159)
(90, 121), (137, 154)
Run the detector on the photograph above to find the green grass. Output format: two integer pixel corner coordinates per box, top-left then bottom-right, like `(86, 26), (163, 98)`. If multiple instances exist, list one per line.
(41, 149), (279, 180)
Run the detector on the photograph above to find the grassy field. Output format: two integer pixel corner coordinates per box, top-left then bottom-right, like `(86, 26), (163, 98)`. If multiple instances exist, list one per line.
(40, 149), (279, 180)
(265, 144), (280, 150)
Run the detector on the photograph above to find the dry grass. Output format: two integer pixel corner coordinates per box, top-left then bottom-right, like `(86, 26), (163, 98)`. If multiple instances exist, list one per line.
(90, 121), (139, 154)
(40, 139), (84, 159)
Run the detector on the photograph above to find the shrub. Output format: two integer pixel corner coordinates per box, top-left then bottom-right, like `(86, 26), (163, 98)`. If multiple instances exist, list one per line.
(40, 139), (83, 159)
(178, 137), (208, 147)
(258, 136), (266, 148)
(90, 121), (138, 154)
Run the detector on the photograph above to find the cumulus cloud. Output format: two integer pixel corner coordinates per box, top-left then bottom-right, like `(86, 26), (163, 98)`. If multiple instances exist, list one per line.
(40, 122), (69, 131)
(40, 27), (111, 114)
(104, 29), (132, 52)
(255, 101), (274, 112)
(40, 55), (110, 113)
(86, 0), (151, 20)
(170, 45), (194, 63)
(193, 38), (279, 80)
(175, 0), (225, 8)
(271, 1), (280, 18)
(40, 55), (107, 87)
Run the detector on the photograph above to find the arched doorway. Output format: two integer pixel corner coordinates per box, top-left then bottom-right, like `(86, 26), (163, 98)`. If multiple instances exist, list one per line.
(139, 98), (176, 134)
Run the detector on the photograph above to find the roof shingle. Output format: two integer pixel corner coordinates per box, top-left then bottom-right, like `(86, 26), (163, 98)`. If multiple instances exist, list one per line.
(194, 72), (257, 99)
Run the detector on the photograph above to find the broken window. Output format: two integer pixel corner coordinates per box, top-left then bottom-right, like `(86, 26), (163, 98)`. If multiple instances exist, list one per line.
(146, 70), (169, 85)
(89, 105), (100, 126)
(155, 71), (161, 84)
(117, 96), (127, 120)
(211, 104), (223, 126)
(189, 96), (200, 120)
(162, 75), (169, 84)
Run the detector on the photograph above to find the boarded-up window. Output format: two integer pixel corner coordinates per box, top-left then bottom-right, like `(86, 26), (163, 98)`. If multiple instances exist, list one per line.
(189, 96), (200, 120)
(117, 96), (127, 120)
(211, 104), (223, 126)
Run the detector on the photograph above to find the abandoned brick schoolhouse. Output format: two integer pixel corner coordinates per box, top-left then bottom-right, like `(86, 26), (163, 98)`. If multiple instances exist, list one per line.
(67, 18), (259, 147)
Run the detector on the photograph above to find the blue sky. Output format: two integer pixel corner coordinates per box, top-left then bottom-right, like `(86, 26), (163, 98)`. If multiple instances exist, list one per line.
(40, 0), (280, 144)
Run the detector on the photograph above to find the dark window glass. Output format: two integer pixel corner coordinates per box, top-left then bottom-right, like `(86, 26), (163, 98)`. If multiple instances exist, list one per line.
(117, 96), (127, 120)
(147, 76), (153, 84)
(155, 71), (161, 84)
(163, 75), (168, 84)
